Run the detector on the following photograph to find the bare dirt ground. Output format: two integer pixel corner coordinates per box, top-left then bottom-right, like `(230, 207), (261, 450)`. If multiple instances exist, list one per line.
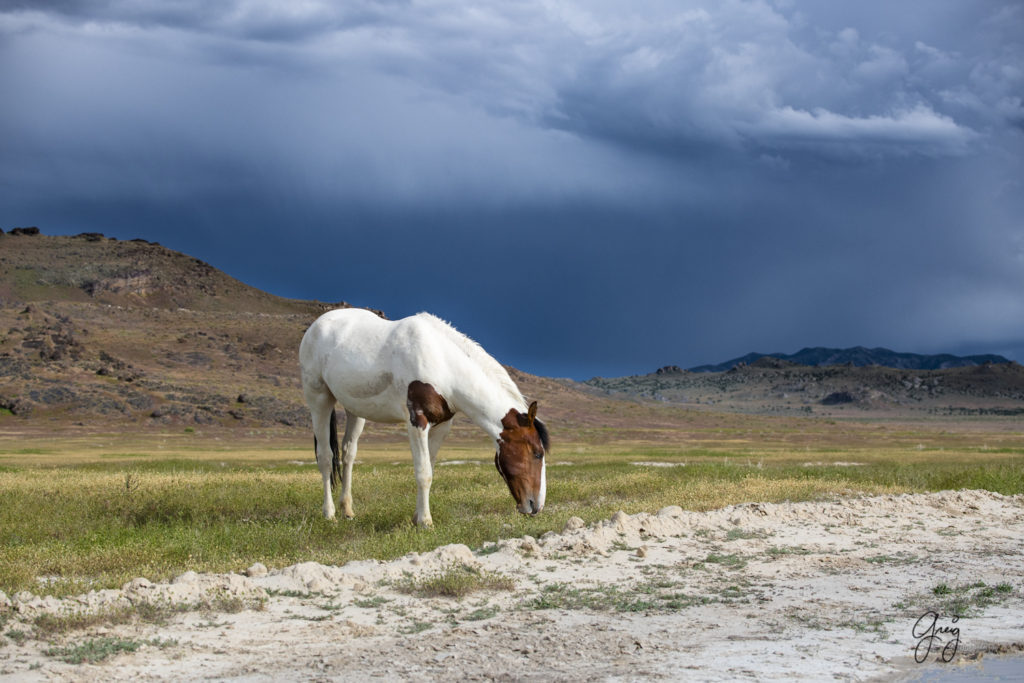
(3, 490), (1024, 681)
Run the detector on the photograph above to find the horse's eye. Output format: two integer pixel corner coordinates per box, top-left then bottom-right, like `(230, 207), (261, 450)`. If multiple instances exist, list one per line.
(534, 451), (544, 460)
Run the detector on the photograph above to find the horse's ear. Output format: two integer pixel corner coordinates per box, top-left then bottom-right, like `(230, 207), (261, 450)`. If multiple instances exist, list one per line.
(527, 401), (538, 425)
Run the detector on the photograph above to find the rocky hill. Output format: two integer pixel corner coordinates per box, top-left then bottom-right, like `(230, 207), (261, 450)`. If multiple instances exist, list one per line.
(586, 359), (1024, 416)
(0, 230), (594, 436)
(0, 229), (336, 315)
(0, 230), (364, 429)
(686, 346), (1010, 373)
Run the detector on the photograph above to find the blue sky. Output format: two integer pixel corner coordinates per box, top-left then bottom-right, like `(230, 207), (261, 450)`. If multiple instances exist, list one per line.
(2, 1), (1022, 378)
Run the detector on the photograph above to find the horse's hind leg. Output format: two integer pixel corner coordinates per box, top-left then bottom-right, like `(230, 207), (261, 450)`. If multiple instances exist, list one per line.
(339, 409), (365, 519)
(305, 382), (339, 520)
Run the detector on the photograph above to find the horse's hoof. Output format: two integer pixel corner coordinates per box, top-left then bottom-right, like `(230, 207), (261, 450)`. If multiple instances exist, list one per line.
(344, 514), (355, 520)
(412, 515), (434, 528)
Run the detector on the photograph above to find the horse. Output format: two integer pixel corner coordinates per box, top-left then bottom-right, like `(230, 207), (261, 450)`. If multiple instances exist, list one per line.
(299, 308), (549, 527)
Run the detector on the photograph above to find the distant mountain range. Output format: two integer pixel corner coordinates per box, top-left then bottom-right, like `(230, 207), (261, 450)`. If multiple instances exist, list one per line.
(681, 347), (1011, 373)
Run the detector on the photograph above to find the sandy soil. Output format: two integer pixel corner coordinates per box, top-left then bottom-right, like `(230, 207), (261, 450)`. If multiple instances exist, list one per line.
(3, 490), (1023, 681)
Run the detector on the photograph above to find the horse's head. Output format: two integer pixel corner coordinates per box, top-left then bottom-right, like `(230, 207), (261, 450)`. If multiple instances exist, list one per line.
(495, 401), (549, 515)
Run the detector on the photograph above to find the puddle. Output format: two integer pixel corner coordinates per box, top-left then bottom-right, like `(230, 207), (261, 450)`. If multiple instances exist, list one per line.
(898, 654), (1024, 681)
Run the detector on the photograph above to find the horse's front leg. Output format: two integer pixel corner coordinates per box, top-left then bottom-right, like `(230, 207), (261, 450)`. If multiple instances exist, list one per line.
(407, 423), (434, 527)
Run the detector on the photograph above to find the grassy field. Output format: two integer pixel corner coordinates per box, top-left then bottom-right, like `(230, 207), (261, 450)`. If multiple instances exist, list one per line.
(2, 418), (1024, 597)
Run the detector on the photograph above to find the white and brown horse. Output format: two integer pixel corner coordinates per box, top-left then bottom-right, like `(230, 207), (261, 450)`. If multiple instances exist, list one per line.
(299, 309), (549, 527)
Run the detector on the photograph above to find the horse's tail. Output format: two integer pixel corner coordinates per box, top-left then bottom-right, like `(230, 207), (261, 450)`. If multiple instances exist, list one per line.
(328, 408), (341, 490)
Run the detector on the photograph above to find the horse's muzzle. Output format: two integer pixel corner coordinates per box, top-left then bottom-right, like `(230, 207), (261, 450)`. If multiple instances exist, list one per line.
(518, 498), (542, 515)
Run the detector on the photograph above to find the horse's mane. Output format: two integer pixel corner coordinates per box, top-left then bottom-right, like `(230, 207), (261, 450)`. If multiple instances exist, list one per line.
(416, 313), (525, 406)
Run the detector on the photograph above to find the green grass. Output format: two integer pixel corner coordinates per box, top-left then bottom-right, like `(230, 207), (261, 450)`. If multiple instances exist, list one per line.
(725, 528), (768, 541)
(463, 605), (500, 621)
(32, 608), (139, 637)
(393, 563), (516, 598)
(864, 552), (916, 565)
(5, 629), (28, 645)
(525, 578), (731, 612)
(1, 441), (1023, 596)
(44, 637), (176, 664)
(30, 594), (262, 639)
(399, 620), (434, 634)
(704, 552), (747, 569)
(766, 545), (812, 557)
(898, 581), (1017, 618)
(353, 595), (391, 609)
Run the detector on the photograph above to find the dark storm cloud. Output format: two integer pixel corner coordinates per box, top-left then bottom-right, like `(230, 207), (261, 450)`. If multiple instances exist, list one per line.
(541, 3), (995, 161)
(1, 1), (1022, 377)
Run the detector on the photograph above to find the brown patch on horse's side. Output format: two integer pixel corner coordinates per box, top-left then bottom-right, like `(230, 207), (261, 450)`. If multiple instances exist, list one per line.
(407, 381), (455, 429)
